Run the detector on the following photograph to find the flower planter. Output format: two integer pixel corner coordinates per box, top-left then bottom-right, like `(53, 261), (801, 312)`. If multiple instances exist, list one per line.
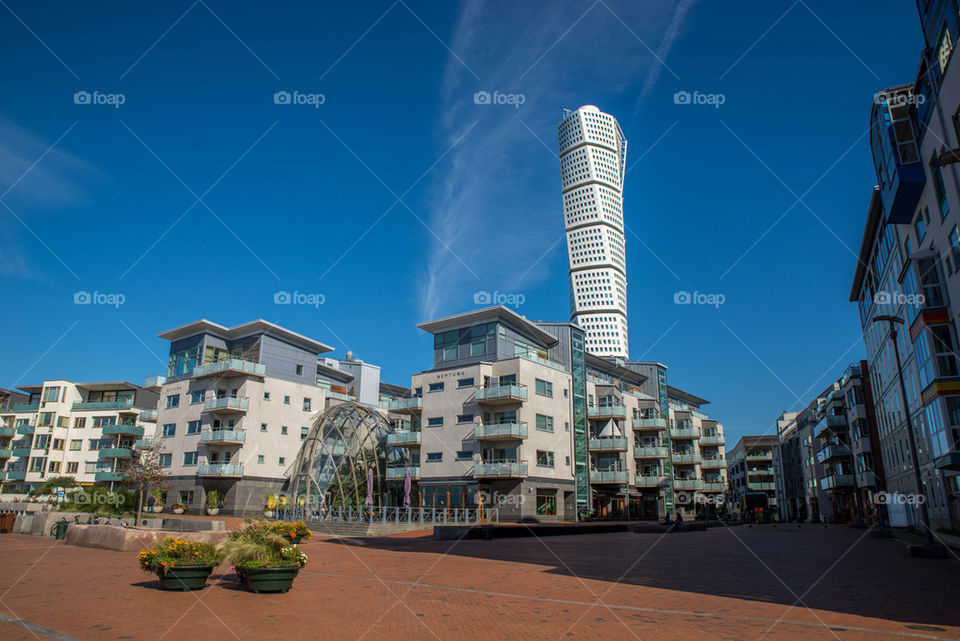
(206, 507), (220, 516)
(155, 565), (215, 591)
(282, 534), (304, 544)
(172, 507), (185, 515)
(263, 509), (275, 518)
(242, 566), (299, 593)
(151, 506), (163, 514)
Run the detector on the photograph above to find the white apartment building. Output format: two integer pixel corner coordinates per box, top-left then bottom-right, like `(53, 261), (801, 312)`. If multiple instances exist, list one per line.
(0, 381), (159, 489)
(559, 105), (629, 358)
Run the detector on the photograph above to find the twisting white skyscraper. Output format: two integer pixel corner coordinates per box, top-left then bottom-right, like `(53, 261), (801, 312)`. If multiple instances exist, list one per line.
(558, 105), (629, 358)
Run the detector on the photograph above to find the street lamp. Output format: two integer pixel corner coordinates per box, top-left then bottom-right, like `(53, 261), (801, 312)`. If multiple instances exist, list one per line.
(872, 315), (936, 546)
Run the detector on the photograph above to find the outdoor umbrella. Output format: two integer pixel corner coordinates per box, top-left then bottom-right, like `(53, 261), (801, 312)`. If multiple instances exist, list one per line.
(403, 467), (411, 507)
(365, 467), (374, 507)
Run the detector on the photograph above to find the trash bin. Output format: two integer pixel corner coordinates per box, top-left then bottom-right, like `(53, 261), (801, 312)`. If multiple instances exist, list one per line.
(0, 513), (15, 533)
(51, 519), (68, 540)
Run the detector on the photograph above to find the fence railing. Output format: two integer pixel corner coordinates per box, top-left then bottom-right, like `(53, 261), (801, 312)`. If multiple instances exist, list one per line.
(274, 505), (499, 524)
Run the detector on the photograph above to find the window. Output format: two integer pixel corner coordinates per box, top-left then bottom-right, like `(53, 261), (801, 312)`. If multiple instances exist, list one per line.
(283, 395), (291, 404)
(186, 420), (201, 435)
(301, 427), (309, 440)
(165, 394), (180, 409)
(303, 398), (311, 411)
(456, 450), (473, 460)
(178, 491), (194, 506)
(73, 417), (86, 428)
(161, 424), (176, 437)
(428, 382), (444, 392)
(457, 414), (473, 424)
(183, 452), (198, 466)
(69, 439), (82, 451)
(261, 423), (268, 432)
(536, 489), (557, 515)
(296, 364), (304, 376)
(88, 439), (100, 451)
(536, 415), (554, 432)
(426, 452), (443, 462)
(84, 462), (96, 474)
(29, 457), (46, 472)
(279, 457), (286, 465)
(57, 416), (68, 427)
(190, 390), (205, 405)
(37, 412), (54, 427)
(427, 417), (444, 427)
(931, 150), (950, 218)
(52, 438), (64, 450)
(535, 379), (553, 398)
(66, 462), (78, 474)
(48, 461), (60, 473)
(41, 387), (61, 402)
(159, 453), (172, 467)
(33, 434), (49, 449)
(264, 392), (271, 401)
(536, 450), (555, 467)
(257, 455), (265, 464)
(915, 208), (928, 242)
(938, 26), (954, 73)
(457, 377), (474, 388)
(93, 416), (115, 427)
(281, 425), (288, 435)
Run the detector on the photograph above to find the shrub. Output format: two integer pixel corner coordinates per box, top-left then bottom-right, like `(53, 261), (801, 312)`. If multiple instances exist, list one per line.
(269, 520), (312, 540)
(138, 537), (221, 574)
(220, 520), (308, 569)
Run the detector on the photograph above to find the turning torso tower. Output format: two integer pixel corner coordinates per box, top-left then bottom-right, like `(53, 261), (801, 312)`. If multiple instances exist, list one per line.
(558, 105), (629, 358)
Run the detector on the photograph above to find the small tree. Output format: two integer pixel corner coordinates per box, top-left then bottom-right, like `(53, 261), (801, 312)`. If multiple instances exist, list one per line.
(120, 444), (171, 524)
(40, 476), (78, 504)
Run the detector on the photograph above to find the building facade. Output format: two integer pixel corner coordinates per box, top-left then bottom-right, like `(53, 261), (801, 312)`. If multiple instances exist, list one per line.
(727, 435), (777, 520)
(558, 105), (629, 358)
(849, 0), (960, 530)
(0, 381), (158, 490)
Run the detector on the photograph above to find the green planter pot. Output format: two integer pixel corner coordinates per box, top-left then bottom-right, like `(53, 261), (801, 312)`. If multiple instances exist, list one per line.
(155, 565), (215, 591)
(282, 534), (305, 544)
(242, 566), (300, 593)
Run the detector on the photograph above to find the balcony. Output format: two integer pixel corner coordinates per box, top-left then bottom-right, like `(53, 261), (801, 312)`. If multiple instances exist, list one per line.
(748, 481), (776, 491)
(11, 447), (31, 457)
(699, 435), (724, 447)
(816, 444), (851, 463)
(634, 445), (668, 458)
(0, 427), (14, 438)
(102, 424), (144, 437)
(701, 457), (726, 469)
(94, 471), (124, 482)
(386, 466), (420, 480)
(633, 417), (667, 430)
(672, 453), (702, 465)
(5, 470), (26, 480)
(15, 424), (35, 435)
(474, 461), (528, 478)
(857, 470), (879, 487)
(72, 401), (135, 411)
(200, 430), (246, 445)
(747, 467), (774, 476)
(474, 422), (527, 441)
(820, 474), (854, 491)
(588, 405), (627, 419)
(98, 448), (133, 458)
(193, 358), (266, 379)
(0, 449), (11, 458)
(386, 431), (422, 447)
(386, 397), (423, 413)
(144, 375), (166, 388)
(670, 427), (701, 439)
(635, 474), (667, 488)
(590, 469), (629, 484)
(935, 452), (960, 471)
(816, 415), (848, 438)
(674, 479), (704, 491)
(475, 384), (527, 405)
(11, 403), (39, 413)
(589, 437), (628, 452)
(198, 463), (244, 478)
(325, 391), (356, 403)
(134, 438), (155, 448)
(203, 397), (249, 413)
(703, 481), (727, 492)
(871, 92), (926, 224)
(139, 409), (158, 422)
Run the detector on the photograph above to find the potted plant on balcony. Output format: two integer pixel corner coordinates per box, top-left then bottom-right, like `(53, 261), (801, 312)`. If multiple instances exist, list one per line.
(219, 520), (307, 593)
(263, 494), (277, 518)
(205, 489), (220, 516)
(171, 502), (186, 515)
(137, 537), (221, 591)
(269, 520), (312, 544)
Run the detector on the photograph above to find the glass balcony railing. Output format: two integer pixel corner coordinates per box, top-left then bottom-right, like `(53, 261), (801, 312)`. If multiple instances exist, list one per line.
(748, 481), (776, 491)
(102, 424), (144, 437)
(198, 463), (244, 477)
(703, 481), (727, 492)
(589, 437), (628, 451)
(475, 384), (527, 403)
(193, 358), (266, 378)
(672, 453), (702, 465)
(325, 391), (356, 402)
(11, 403), (39, 413)
(0, 449), (11, 458)
(204, 397), (249, 412)
(6, 470), (26, 480)
(386, 431), (422, 446)
(72, 400), (136, 411)
(94, 471), (124, 482)
(0, 427), (13, 438)
(673, 479), (704, 491)
(670, 427), (701, 439)
(816, 444), (851, 463)
(98, 447), (133, 458)
(588, 405), (627, 419)
(589, 469), (629, 484)
(15, 424), (35, 435)
(386, 466), (420, 479)
(634, 445), (668, 458)
(635, 474), (667, 487)
(820, 474), (854, 491)
(473, 461), (527, 478)
(11, 447), (31, 457)
(474, 423), (527, 440)
(701, 457), (726, 468)
(200, 430), (246, 444)
(139, 409), (158, 421)
(386, 397), (423, 412)
(699, 435), (724, 446)
(633, 417), (667, 429)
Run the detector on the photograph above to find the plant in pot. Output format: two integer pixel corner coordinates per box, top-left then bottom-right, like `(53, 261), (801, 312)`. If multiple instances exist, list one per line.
(219, 520), (307, 593)
(263, 494), (277, 518)
(150, 489), (165, 513)
(171, 502), (186, 515)
(137, 537), (221, 591)
(206, 490), (220, 516)
(269, 520), (312, 544)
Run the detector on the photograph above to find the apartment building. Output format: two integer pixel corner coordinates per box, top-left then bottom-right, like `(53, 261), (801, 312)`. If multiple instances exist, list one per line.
(727, 435), (777, 520)
(396, 306), (726, 521)
(0, 381), (158, 490)
(849, 0), (960, 529)
(151, 319), (382, 515)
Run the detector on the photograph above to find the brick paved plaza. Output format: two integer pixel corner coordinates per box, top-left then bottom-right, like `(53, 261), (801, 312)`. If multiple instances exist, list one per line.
(0, 525), (958, 641)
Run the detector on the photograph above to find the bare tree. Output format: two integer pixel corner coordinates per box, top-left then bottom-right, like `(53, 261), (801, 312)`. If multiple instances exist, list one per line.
(120, 444), (171, 525)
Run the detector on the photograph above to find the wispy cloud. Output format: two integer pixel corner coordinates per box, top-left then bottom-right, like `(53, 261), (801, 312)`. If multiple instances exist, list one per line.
(420, 0), (693, 319)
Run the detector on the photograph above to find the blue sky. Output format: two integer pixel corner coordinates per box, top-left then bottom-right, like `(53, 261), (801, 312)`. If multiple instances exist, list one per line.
(0, 1), (923, 445)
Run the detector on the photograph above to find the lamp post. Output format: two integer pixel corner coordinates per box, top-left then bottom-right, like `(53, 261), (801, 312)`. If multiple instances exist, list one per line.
(872, 315), (935, 546)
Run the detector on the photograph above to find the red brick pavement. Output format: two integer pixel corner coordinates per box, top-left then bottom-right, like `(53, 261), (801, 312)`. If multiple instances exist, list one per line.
(0, 524), (957, 641)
